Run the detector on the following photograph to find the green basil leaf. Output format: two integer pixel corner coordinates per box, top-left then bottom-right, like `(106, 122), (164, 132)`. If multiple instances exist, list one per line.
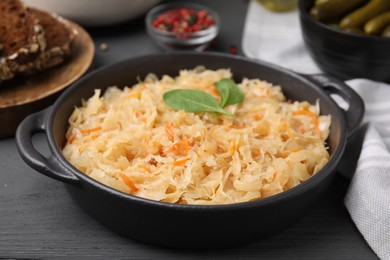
(214, 79), (244, 108)
(215, 80), (230, 108)
(163, 89), (234, 116)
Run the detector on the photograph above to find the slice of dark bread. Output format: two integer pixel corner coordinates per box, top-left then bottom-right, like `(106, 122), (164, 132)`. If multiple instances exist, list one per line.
(21, 8), (76, 74)
(0, 0), (46, 81)
(0, 0), (76, 82)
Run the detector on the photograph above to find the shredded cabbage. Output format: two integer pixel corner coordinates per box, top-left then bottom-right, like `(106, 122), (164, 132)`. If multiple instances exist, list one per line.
(63, 67), (331, 205)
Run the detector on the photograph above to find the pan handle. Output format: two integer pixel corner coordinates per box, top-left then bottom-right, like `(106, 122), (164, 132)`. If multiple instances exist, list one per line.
(16, 107), (81, 186)
(302, 74), (365, 138)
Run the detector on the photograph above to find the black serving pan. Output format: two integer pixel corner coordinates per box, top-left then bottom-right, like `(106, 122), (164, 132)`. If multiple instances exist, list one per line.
(16, 52), (364, 249)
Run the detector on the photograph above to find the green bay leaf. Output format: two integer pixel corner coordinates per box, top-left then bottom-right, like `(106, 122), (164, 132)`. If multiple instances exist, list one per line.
(214, 79), (244, 108)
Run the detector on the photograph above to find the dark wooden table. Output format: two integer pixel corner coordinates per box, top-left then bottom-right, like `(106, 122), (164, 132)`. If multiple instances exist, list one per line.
(0, 0), (379, 259)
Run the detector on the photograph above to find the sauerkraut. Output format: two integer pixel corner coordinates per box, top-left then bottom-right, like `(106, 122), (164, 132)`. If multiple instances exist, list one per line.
(62, 67), (331, 205)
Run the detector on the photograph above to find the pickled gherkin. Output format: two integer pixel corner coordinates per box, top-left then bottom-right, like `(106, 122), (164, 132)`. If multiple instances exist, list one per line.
(310, 0), (367, 22)
(339, 0), (390, 29)
(383, 24), (390, 37)
(364, 11), (390, 34)
(309, 0), (390, 38)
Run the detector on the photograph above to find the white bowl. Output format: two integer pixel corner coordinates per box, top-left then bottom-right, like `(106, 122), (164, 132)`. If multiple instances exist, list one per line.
(24, 0), (161, 26)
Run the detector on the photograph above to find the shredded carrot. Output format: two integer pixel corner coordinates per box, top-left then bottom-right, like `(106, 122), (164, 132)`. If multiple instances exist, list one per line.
(173, 157), (189, 166)
(252, 149), (260, 156)
(229, 140), (235, 153)
(291, 148), (303, 153)
(299, 125), (306, 134)
(252, 112), (264, 120)
(207, 85), (220, 98)
(293, 109), (316, 117)
(124, 92), (141, 100)
(119, 173), (139, 192)
(165, 122), (174, 142)
(134, 111), (140, 118)
(293, 110), (322, 138)
(91, 134), (100, 140)
(81, 126), (102, 134)
(141, 117), (147, 123)
(159, 148), (166, 157)
(91, 126), (102, 132)
(67, 134), (76, 145)
(224, 124), (231, 131)
(169, 140), (191, 156)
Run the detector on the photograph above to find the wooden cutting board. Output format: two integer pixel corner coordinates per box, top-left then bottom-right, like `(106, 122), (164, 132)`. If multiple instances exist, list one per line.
(0, 19), (95, 138)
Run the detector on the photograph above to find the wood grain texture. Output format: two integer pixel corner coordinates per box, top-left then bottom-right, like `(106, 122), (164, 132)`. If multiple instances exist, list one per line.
(0, 18), (95, 138)
(0, 0), (379, 259)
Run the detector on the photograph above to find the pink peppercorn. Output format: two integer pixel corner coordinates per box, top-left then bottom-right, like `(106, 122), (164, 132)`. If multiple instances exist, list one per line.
(152, 8), (215, 36)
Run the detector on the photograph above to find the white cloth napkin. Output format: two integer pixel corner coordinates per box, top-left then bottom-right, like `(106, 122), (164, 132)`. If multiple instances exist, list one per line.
(242, 1), (390, 259)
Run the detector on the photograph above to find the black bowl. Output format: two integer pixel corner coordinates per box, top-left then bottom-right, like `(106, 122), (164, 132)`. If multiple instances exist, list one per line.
(299, 0), (390, 83)
(16, 52), (364, 249)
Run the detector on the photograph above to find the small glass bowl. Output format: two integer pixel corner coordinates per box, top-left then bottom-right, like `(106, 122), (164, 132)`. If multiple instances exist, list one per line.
(145, 2), (220, 51)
